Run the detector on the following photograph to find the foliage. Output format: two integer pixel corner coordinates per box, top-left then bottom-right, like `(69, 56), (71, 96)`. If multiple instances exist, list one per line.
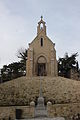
(17, 48), (27, 63)
(0, 48), (27, 83)
(17, 48), (27, 71)
(0, 49), (79, 82)
(0, 62), (26, 82)
(58, 52), (79, 78)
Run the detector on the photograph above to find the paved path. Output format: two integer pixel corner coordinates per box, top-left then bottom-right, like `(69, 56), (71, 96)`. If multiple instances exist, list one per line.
(17, 117), (65, 120)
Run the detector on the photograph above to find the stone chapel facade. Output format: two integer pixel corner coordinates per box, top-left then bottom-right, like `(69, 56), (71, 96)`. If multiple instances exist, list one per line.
(26, 17), (58, 77)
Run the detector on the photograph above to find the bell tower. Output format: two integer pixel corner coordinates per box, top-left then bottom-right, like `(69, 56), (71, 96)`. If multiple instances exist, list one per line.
(37, 16), (46, 35)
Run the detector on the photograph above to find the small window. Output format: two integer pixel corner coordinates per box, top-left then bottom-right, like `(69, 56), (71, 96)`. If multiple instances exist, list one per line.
(41, 38), (43, 46)
(40, 23), (43, 29)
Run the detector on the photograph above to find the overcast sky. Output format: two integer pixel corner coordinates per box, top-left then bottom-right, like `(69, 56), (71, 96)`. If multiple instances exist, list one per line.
(0, 0), (80, 68)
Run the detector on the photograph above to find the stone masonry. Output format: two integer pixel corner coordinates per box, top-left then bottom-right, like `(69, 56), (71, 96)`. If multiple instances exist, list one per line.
(26, 17), (57, 77)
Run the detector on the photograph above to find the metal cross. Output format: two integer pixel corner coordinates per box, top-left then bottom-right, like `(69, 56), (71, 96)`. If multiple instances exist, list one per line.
(41, 16), (43, 20)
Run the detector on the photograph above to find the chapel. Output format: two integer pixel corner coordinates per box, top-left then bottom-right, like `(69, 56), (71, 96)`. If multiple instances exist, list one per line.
(0, 17), (80, 119)
(26, 17), (58, 77)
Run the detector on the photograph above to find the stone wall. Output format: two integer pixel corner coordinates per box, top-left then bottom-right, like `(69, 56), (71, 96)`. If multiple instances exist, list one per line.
(0, 103), (80, 119)
(47, 103), (80, 118)
(70, 68), (79, 80)
(0, 106), (15, 120)
(26, 18), (58, 77)
(0, 105), (35, 120)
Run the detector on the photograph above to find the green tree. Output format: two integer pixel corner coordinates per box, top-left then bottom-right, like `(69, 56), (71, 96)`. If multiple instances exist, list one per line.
(1, 62), (26, 82)
(0, 48), (27, 83)
(17, 48), (27, 73)
(8, 62), (24, 78)
(58, 52), (79, 78)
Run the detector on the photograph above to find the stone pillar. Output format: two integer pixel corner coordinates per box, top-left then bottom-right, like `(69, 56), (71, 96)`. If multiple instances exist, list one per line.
(26, 47), (33, 77)
(30, 101), (35, 118)
(50, 47), (58, 77)
(29, 48), (33, 77)
(47, 101), (52, 117)
(55, 59), (58, 76)
(30, 101), (35, 107)
(51, 59), (55, 76)
(50, 48), (55, 76)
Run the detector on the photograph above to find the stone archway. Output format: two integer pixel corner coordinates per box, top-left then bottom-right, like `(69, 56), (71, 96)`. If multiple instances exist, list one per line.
(37, 56), (47, 76)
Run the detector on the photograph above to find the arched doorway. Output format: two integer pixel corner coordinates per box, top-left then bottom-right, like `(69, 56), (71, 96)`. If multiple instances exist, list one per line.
(37, 56), (47, 76)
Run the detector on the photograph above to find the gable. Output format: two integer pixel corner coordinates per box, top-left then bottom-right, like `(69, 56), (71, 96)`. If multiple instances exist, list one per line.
(29, 35), (55, 49)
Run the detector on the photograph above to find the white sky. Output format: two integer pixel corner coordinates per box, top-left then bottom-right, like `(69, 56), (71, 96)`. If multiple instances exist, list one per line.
(0, 0), (80, 68)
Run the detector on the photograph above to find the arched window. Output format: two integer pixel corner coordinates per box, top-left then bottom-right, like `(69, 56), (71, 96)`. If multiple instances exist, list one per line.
(41, 38), (43, 46)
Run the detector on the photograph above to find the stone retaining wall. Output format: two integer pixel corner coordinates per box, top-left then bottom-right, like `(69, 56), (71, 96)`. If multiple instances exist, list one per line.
(0, 105), (35, 120)
(47, 103), (80, 118)
(0, 103), (80, 119)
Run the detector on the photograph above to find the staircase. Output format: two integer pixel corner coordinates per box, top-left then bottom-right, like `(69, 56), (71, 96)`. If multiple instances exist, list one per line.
(35, 97), (47, 118)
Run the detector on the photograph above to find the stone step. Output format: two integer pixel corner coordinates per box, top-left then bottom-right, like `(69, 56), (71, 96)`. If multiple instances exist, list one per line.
(35, 109), (47, 117)
(35, 108), (47, 118)
(35, 106), (46, 110)
(16, 117), (65, 120)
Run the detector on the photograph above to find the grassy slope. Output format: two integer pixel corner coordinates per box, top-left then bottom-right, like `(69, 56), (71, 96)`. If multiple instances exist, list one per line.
(0, 76), (80, 105)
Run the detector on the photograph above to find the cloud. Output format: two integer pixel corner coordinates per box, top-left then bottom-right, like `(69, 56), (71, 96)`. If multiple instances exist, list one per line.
(0, 1), (27, 67)
(0, 0), (80, 68)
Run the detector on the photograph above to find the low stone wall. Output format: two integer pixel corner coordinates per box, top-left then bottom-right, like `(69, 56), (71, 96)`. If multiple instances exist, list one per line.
(0, 103), (80, 119)
(0, 106), (15, 120)
(47, 102), (80, 118)
(0, 105), (35, 120)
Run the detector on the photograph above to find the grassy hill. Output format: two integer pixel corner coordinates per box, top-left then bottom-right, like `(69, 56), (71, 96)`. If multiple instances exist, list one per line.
(0, 76), (80, 106)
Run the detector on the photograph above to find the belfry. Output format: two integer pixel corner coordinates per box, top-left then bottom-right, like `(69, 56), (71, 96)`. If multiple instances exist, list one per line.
(26, 17), (58, 77)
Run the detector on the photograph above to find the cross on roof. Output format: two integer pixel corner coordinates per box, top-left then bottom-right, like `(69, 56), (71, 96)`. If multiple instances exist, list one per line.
(41, 16), (43, 20)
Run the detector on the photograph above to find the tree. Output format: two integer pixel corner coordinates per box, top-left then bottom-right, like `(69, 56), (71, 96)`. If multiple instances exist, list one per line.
(0, 62), (26, 82)
(0, 48), (28, 83)
(8, 62), (25, 78)
(58, 52), (79, 78)
(17, 48), (27, 63)
(17, 48), (27, 73)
